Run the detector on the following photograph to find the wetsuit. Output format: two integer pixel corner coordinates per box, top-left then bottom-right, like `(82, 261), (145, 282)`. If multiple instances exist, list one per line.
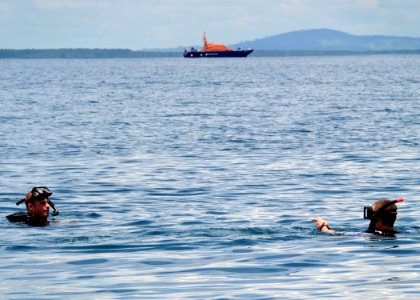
(6, 212), (49, 226)
(368, 230), (398, 237)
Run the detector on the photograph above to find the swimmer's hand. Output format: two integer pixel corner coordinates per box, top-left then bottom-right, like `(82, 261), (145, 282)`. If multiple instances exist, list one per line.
(311, 217), (336, 234)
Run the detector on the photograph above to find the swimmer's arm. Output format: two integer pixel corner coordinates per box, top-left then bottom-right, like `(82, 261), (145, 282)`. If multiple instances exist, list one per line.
(51, 218), (79, 224)
(311, 217), (337, 234)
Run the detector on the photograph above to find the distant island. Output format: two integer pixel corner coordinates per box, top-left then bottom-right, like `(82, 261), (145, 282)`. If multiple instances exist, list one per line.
(0, 48), (180, 59)
(233, 29), (420, 51)
(1, 29), (420, 59)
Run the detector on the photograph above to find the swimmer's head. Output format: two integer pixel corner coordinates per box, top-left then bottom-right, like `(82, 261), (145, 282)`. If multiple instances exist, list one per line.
(24, 187), (52, 218)
(365, 198), (403, 232)
(372, 199), (398, 225)
(16, 187), (59, 217)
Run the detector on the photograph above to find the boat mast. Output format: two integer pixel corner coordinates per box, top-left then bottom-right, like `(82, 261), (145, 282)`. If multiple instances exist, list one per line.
(203, 32), (209, 51)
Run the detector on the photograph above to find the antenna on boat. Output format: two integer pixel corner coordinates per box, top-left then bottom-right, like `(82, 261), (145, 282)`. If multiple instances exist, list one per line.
(203, 31), (209, 51)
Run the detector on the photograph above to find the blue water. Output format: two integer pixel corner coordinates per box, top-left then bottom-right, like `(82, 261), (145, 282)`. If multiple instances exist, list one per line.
(1, 56), (419, 299)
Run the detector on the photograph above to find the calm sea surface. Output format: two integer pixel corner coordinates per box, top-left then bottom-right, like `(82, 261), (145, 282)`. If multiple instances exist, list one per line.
(1, 56), (419, 299)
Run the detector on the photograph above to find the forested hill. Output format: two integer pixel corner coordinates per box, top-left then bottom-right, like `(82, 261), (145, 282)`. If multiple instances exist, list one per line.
(233, 29), (420, 51)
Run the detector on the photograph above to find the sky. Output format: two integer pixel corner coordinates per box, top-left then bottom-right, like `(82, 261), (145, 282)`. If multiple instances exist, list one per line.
(1, 0), (419, 49)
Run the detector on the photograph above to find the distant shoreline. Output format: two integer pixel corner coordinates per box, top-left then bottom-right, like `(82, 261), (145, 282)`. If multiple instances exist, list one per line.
(1, 48), (419, 59)
(252, 49), (420, 57)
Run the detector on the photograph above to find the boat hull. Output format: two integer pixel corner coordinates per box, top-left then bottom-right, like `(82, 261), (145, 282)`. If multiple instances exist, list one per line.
(183, 49), (253, 58)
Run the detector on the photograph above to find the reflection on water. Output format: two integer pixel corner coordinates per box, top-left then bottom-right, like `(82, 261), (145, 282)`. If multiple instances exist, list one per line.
(1, 56), (419, 298)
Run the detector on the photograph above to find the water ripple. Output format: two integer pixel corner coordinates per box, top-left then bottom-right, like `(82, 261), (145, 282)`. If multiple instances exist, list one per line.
(1, 56), (419, 299)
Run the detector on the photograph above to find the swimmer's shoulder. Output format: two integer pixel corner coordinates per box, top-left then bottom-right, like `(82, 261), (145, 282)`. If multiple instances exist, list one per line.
(6, 212), (28, 223)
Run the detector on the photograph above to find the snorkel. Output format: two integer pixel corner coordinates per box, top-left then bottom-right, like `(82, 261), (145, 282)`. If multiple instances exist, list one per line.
(16, 186), (59, 217)
(364, 198), (403, 233)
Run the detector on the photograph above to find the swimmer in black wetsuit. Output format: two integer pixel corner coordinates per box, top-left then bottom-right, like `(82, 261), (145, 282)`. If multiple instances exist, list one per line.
(312, 198), (403, 236)
(6, 186), (59, 227)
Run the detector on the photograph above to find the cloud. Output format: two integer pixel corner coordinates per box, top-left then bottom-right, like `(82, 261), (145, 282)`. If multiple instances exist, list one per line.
(1, 0), (419, 48)
(34, 0), (109, 10)
(0, 3), (11, 22)
(355, 0), (380, 8)
(276, 0), (306, 13)
(228, 16), (255, 29)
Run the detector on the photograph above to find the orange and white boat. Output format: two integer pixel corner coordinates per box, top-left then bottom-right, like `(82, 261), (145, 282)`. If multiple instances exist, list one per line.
(184, 32), (253, 58)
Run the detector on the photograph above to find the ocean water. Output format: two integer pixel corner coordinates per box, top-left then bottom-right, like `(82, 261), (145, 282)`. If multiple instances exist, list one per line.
(0, 55), (419, 299)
